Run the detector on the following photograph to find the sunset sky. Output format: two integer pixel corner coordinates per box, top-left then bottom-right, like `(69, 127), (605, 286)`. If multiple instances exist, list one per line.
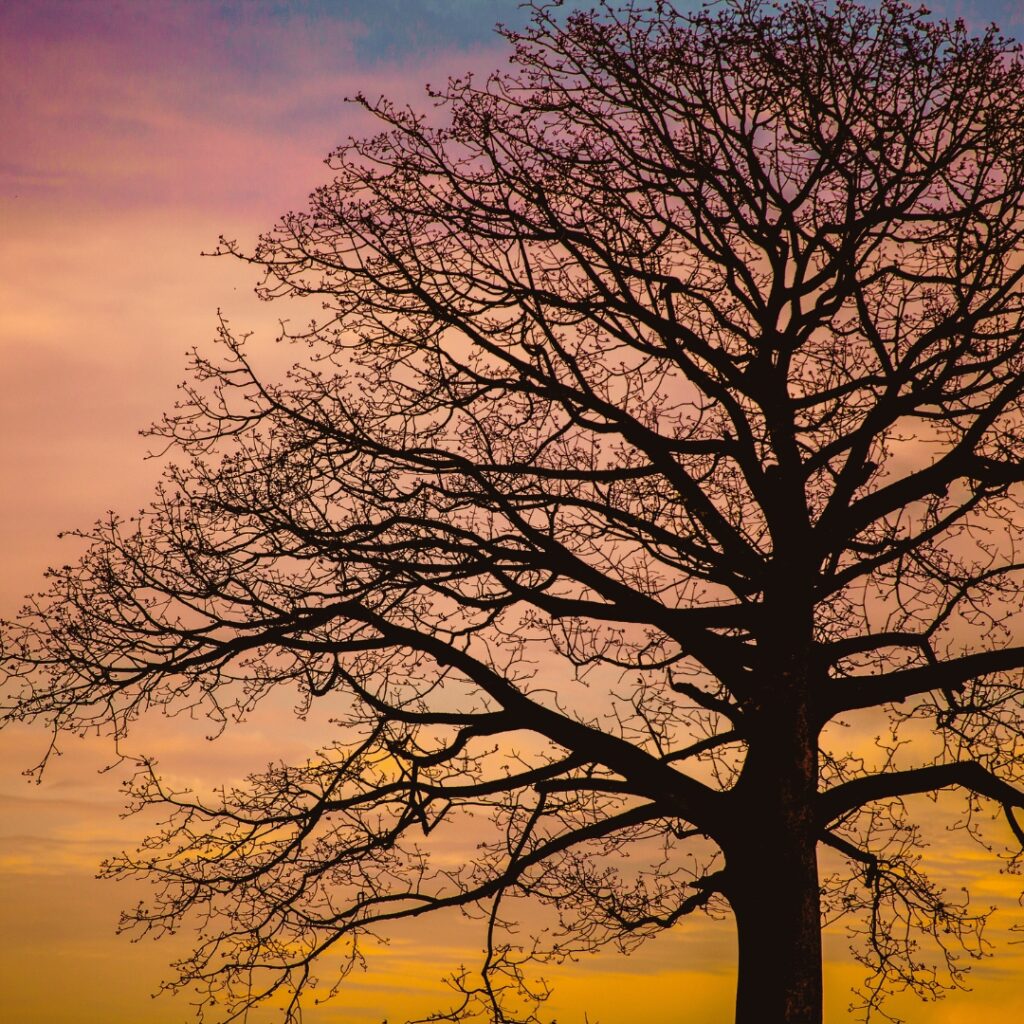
(5, 1), (1024, 1021)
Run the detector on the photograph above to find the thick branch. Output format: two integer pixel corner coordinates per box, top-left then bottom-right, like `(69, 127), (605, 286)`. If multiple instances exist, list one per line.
(820, 646), (1024, 721)
(819, 760), (1024, 826)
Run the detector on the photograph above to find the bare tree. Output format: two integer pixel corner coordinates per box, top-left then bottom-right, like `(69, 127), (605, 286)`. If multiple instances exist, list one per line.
(7, 1), (1024, 1021)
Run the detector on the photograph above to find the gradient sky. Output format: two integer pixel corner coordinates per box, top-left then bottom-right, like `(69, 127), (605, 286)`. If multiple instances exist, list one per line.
(4, 1), (1024, 1022)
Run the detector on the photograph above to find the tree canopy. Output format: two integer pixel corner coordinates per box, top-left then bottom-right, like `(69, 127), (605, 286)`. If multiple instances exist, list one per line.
(7, 1), (1024, 1022)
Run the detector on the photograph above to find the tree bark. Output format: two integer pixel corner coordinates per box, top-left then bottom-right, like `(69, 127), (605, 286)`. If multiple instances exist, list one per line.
(725, 691), (822, 1024)
(729, 828), (822, 1024)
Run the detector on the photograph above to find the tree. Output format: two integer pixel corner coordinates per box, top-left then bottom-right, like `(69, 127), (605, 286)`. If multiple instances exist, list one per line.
(6, 0), (1024, 1020)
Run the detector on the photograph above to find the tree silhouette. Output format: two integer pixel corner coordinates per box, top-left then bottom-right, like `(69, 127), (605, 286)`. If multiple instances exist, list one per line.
(6, 1), (1024, 1021)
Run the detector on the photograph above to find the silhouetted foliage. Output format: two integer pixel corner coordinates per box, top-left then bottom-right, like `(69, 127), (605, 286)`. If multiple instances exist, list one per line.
(6, 2), (1024, 1022)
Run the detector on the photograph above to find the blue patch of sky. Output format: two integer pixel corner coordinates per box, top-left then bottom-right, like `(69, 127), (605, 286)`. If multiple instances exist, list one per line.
(252, 1), (602, 62)
(3, 2), (1023, 68)
(237, 0), (1024, 62)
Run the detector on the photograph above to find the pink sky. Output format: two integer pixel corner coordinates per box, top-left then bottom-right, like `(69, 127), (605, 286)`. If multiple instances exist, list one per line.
(4, 2), (1024, 1022)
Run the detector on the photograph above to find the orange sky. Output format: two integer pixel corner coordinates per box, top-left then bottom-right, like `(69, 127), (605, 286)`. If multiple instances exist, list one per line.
(4, 2), (1024, 1022)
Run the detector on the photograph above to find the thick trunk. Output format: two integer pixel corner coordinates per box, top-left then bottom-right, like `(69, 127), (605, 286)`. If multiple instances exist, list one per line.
(725, 698), (822, 1024)
(723, 560), (821, 1022)
(729, 830), (822, 1024)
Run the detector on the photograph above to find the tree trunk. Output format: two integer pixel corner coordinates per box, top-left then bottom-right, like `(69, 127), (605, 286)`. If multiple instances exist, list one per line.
(725, 698), (822, 1024)
(728, 829), (822, 1024)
